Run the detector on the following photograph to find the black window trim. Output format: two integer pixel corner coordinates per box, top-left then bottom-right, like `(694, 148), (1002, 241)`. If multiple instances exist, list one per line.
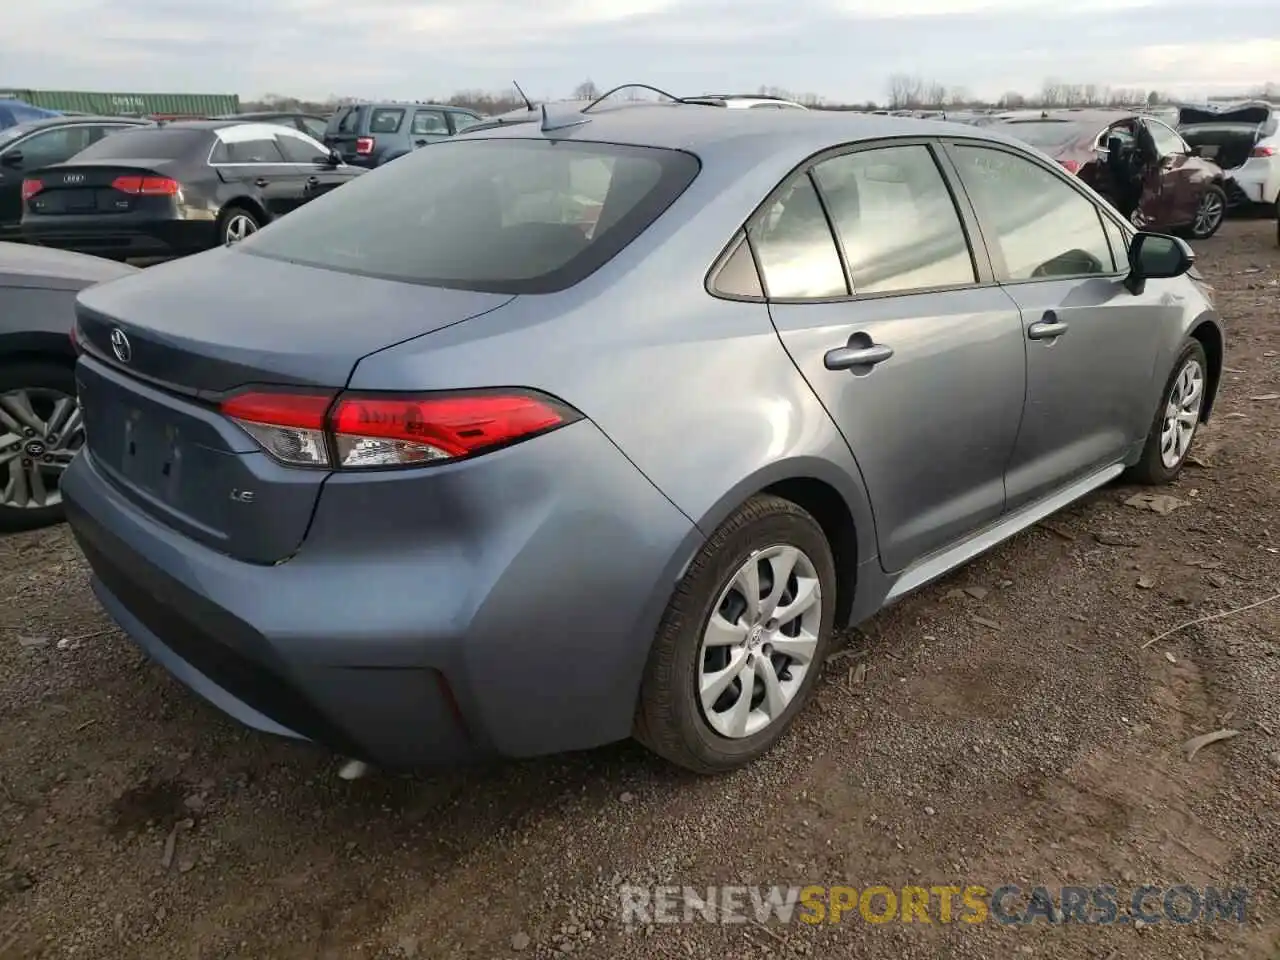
(706, 135), (997, 305)
(937, 136), (1132, 286)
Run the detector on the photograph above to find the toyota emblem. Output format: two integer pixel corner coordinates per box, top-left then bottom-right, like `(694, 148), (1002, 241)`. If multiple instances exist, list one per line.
(63, 173), (85, 184)
(109, 328), (132, 363)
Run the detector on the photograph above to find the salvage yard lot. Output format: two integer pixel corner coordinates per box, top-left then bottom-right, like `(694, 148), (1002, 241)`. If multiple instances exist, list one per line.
(1, 221), (1278, 960)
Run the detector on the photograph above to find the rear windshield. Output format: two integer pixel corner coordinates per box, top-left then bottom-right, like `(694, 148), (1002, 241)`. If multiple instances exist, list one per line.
(71, 127), (209, 160)
(238, 138), (701, 294)
(1001, 121), (1089, 149)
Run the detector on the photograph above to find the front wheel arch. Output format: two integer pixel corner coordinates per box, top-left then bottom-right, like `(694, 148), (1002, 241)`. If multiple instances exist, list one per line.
(1188, 318), (1223, 421)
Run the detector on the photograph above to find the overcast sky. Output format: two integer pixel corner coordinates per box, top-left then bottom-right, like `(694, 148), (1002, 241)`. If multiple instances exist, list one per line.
(3, 0), (1278, 103)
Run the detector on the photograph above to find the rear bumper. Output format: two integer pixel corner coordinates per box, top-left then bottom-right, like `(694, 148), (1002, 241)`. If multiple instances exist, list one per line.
(1225, 160), (1280, 206)
(19, 217), (217, 262)
(62, 419), (700, 768)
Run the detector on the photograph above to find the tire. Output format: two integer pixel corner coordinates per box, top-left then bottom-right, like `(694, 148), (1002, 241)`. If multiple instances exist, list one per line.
(218, 205), (261, 246)
(1126, 339), (1208, 486)
(634, 494), (837, 774)
(1186, 185), (1227, 240)
(1274, 196), (1279, 248)
(0, 359), (82, 533)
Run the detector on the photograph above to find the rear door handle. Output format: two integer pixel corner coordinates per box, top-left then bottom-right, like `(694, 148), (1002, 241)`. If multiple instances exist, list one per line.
(254, 177), (270, 187)
(1027, 313), (1069, 340)
(824, 343), (894, 371)
(306, 176), (321, 186)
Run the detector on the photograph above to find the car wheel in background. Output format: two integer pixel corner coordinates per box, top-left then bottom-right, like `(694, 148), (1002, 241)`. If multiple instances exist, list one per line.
(219, 206), (261, 246)
(1187, 185), (1227, 240)
(1126, 339), (1208, 486)
(634, 494), (837, 774)
(0, 360), (83, 533)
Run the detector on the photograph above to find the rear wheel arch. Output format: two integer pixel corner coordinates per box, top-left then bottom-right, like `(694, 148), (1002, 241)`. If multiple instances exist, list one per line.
(761, 477), (859, 628)
(218, 197), (268, 227)
(0, 331), (76, 367)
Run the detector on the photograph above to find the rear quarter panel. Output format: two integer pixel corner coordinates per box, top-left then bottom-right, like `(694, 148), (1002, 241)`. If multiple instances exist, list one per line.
(346, 144), (880, 577)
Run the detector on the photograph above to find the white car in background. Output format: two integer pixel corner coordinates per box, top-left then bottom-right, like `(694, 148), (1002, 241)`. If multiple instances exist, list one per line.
(1177, 101), (1280, 213)
(683, 94), (809, 110)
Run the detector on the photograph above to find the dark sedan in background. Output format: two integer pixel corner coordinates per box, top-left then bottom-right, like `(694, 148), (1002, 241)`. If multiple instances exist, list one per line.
(997, 110), (1229, 239)
(0, 242), (136, 530)
(0, 115), (151, 231)
(18, 120), (365, 262)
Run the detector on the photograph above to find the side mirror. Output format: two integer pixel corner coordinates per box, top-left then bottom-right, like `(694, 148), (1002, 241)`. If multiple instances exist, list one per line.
(1125, 231), (1194, 294)
(325, 149), (342, 166)
(1, 151), (23, 167)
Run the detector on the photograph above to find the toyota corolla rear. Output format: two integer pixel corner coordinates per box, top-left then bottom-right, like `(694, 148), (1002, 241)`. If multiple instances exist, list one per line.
(62, 134), (704, 767)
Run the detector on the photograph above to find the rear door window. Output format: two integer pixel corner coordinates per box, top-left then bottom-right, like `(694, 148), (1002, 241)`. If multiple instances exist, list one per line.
(811, 144), (975, 295)
(369, 109), (405, 134)
(222, 137), (286, 163)
(748, 174), (848, 299)
(275, 131), (328, 163)
(238, 138), (700, 294)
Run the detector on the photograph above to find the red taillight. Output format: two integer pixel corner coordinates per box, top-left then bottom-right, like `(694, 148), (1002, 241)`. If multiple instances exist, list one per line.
(111, 175), (181, 196)
(1251, 145), (1277, 158)
(21, 179), (43, 201)
(1058, 159), (1082, 174)
(355, 137), (375, 155)
(219, 389), (577, 469)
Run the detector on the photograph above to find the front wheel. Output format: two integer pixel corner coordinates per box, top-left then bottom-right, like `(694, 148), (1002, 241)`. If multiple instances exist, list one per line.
(634, 495), (837, 774)
(1187, 185), (1227, 240)
(1126, 340), (1208, 485)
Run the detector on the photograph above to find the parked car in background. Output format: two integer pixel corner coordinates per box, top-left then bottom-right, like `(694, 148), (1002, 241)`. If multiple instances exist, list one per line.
(997, 110), (1229, 239)
(682, 94), (809, 110)
(0, 99), (62, 129)
(0, 116), (152, 232)
(0, 242), (136, 530)
(61, 103), (1221, 775)
(19, 121), (364, 262)
(1176, 101), (1279, 214)
(216, 111), (330, 141)
(321, 102), (484, 167)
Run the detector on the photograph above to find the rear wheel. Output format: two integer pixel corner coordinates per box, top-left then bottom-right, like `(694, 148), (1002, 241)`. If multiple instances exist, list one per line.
(0, 360), (83, 533)
(634, 494), (837, 774)
(1126, 340), (1207, 485)
(219, 206), (260, 246)
(1187, 185), (1227, 240)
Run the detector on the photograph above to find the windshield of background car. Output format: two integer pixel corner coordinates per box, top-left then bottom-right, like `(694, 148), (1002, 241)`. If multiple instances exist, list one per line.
(1001, 121), (1088, 150)
(69, 127), (208, 160)
(238, 138), (701, 294)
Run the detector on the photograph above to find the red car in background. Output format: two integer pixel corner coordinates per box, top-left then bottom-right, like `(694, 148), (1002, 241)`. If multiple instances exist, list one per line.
(996, 110), (1229, 239)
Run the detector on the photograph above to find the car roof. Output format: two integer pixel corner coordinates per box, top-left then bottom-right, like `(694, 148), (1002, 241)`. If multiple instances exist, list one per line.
(461, 100), (1027, 161)
(3, 114), (150, 133)
(1004, 109), (1139, 125)
(216, 111), (327, 120)
(350, 102), (466, 111)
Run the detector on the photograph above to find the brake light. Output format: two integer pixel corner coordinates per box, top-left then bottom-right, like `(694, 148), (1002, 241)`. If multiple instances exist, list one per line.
(355, 137), (375, 155)
(21, 179), (43, 201)
(1058, 159), (1082, 174)
(220, 389), (579, 469)
(111, 175), (181, 195)
(1250, 145), (1277, 158)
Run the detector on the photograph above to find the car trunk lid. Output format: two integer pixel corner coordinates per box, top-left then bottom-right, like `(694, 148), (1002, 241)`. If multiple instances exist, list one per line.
(73, 249), (514, 562)
(24, 160), (180, 216)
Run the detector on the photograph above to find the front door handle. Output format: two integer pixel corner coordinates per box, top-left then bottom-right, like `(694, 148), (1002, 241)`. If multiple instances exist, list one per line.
(254, 177), (270, 187)
(1027, 314), (1069, 340)
(306, 176), (321, 187)
(824, 343), (894, 371)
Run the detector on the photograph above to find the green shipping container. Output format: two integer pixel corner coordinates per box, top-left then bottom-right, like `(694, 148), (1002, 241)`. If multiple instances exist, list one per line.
(0, 89), (240, 117)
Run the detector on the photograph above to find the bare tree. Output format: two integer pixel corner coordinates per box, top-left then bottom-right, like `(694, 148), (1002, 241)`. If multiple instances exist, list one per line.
(947, 86), (972, 107)
(887, 73), (923, 109)
(573, 79), (601, 101)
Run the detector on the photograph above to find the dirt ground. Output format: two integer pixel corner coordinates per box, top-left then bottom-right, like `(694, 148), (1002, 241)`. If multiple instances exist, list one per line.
(1, 220), (1278, 960)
